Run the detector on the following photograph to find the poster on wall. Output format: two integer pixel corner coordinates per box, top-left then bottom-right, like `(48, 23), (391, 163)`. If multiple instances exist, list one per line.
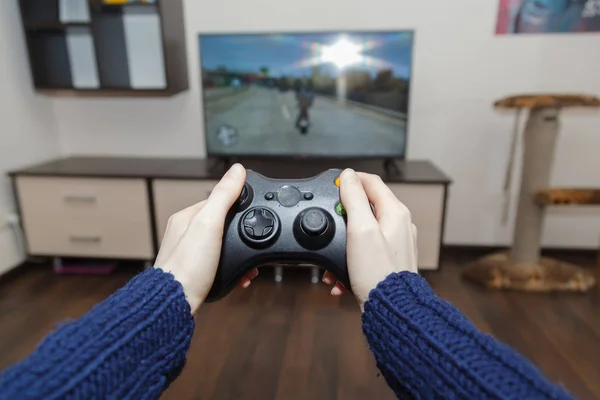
(496, 0), (600, 34)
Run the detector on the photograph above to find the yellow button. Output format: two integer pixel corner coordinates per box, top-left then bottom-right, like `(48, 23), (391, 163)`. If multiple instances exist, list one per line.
(335, 177), (340, 187)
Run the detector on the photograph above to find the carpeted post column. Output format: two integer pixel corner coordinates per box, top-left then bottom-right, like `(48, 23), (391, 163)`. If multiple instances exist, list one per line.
(510, 108), (559, 266)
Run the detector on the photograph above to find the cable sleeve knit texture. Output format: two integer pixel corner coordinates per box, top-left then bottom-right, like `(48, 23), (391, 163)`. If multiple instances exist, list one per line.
(362, 271), (574, 400)
(0, 268), (195, 400)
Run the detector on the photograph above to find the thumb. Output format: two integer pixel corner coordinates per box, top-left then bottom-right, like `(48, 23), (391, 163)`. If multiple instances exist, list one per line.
(339, 169), (376, 226)
(199, 163), (246, 224)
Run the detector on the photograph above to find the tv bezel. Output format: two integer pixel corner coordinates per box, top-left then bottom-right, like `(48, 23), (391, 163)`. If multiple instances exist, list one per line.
(198, 29), (415, 160)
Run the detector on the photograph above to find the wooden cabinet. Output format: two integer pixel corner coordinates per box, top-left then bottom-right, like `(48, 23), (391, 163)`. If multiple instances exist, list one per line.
(388, 184), (445, 270)
(152, 179), (218, 244)
(16, 176), (154, 259)
(9, 157), (450, 269)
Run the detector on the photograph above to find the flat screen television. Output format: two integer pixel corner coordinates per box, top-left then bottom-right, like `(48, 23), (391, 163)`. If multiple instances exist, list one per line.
(199, 31), (414, 158)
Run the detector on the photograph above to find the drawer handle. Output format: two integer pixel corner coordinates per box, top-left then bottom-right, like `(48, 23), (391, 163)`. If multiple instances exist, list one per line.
(64, 195), (97, 203)
(69, 235), (102, 243)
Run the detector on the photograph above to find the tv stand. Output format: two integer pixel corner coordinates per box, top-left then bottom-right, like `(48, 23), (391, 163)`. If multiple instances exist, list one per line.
(9, 157), (451, 271)
(209, 157), (231, 172)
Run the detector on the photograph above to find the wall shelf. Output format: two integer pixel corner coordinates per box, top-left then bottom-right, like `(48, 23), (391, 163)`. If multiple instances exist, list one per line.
(38, 88), (187, 97)
(94, 3), (158, 8)
(19, 0), (188, 96)
(26, 22), (90, 30)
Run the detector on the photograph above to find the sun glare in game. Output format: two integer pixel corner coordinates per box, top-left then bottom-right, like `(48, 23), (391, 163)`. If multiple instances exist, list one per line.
(320, 37), (363, 69)
(294, 35), (391, 70)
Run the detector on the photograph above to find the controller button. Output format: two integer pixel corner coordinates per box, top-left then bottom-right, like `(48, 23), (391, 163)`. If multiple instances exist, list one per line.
(303, 192), (314, 201)
(335, 202), (346, 216)
(277, 185), (302, 207)
(335, 177), (340, 187)
(265, 192), (275, 200)
(242, 208), (276, 239)
(301, 209), (329, 236)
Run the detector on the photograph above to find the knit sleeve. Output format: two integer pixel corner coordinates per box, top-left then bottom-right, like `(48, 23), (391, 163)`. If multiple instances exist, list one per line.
(362, 272), (574, 400)
(0, 268), (195, 400)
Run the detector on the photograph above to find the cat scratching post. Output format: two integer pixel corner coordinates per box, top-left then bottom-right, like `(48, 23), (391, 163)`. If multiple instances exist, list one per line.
(463, 94), (599, 292)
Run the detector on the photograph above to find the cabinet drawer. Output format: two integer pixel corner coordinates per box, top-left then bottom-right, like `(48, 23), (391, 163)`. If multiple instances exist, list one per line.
(16, 177), (153, 259)
(152, 179), (218, 243)
(387, 184), (445, 270)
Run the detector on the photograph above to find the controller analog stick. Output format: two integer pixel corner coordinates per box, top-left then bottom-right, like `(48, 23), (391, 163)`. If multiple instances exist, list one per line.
(236, 183), (253, 211)
(300, 209), (328, 236)
(293, 207), (335, 250)
(240, 185), (248, 202)
(240, 207), (279, 245)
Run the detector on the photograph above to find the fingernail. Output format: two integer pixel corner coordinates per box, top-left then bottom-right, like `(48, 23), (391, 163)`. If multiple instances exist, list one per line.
(331, 286), (342, 295)
(226, 163), (243, 178)
(322, 275), (332, 284)
(242, 279), (251, 289)
(340, 168), (357, 183)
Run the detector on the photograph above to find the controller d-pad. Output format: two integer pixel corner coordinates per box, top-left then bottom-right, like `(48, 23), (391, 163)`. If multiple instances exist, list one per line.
(242, 208), (276, 239)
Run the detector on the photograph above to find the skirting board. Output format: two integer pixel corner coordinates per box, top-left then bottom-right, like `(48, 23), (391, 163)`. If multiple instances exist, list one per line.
(0, 228), (24, 277)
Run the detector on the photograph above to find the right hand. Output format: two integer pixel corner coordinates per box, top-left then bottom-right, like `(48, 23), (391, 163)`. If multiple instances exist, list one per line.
(322, 169), (418, 310)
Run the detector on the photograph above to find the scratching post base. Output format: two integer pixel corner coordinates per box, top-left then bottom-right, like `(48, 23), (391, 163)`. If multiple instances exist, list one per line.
(462, 252), (595, 292)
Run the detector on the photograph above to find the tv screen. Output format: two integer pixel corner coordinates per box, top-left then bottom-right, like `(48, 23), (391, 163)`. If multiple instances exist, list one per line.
(199, 31), (413, 158)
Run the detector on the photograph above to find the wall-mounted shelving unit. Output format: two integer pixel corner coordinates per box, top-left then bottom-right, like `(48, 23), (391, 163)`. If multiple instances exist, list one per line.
(19, 0), (188, 96)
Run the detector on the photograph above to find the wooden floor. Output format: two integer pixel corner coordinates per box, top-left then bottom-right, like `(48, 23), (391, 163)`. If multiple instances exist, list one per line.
(0, 250), (598, 400)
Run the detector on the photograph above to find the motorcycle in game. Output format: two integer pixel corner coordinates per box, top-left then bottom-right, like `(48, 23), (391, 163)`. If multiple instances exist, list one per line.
(294, 80), (315, 134)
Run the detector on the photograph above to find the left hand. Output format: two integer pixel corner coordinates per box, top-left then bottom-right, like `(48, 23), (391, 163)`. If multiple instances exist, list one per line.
(154, 163), (258, 314)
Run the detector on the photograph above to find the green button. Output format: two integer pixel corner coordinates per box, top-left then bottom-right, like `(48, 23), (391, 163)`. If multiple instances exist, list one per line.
(335, 202), (346, 216)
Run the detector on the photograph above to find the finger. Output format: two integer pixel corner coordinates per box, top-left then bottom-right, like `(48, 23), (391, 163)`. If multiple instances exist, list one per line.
(247, 268), (259, 280)
(237, 269), (260, 290)
(239, 276), (252, 289)
(339, 169), (377, 225)
(356, 172), (414, 255)
(322, 271), (336, 285)
(356, 172), (407, 222)
(331, 281), (345, 296)
(200, 163), (246, 223)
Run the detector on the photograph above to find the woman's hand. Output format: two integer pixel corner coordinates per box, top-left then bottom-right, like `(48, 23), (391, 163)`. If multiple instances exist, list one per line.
(154, 163), (258, 314)
(322, 169), (418, 310)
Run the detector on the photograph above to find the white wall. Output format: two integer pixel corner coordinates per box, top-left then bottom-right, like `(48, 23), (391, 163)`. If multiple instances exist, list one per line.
(50, 0), (600, 248)
(0, 1), (61, 274)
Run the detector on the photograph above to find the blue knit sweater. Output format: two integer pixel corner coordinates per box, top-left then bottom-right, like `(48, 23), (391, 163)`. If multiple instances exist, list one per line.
(0, 269), (573, 399)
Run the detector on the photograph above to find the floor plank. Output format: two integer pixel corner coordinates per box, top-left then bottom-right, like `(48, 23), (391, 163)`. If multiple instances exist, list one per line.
(0, 252), (598, 400)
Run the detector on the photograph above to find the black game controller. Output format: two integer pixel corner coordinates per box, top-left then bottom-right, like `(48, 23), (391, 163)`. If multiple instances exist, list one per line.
(206, 169), (348, 302)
